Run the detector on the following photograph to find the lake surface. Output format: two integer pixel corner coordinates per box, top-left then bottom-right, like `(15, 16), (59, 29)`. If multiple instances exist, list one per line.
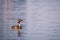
(0, 0), (60, 40)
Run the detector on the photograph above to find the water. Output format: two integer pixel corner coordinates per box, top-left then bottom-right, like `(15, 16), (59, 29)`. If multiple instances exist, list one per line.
(0, 0), (27, 40)
(0, 0), (60, 40)
(27, 0), (60, 40)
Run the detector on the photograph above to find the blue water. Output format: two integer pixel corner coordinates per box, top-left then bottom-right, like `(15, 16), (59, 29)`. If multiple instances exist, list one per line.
(0, 0), (60, 40)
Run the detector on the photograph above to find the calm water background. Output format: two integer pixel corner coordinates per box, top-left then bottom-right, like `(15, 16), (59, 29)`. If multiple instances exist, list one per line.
(0, 0), (60, 40)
